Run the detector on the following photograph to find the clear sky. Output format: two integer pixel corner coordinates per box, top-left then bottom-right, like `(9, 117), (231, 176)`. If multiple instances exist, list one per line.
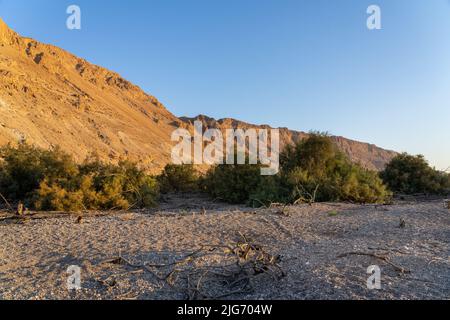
(1, 0), (449, 170)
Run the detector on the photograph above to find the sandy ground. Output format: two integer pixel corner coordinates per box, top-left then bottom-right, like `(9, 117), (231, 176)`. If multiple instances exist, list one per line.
(0, 194), (449, 300)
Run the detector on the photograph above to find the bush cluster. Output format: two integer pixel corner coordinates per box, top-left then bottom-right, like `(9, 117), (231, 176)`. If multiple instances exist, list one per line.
(0, 144), (159, 211)
(279, 134), (391, 204)
(202, 133), (392, 206)
(3, 138), (446, 212)
(200, 162), (265, 204)
(380, 153), (450, 195)
(157, 164), (199, 194)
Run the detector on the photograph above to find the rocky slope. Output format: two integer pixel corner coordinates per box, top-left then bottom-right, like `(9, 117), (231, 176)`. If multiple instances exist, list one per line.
(180, 115), (396, 171)
(0, 18), (396, 172)
(0, 18), (178, 172)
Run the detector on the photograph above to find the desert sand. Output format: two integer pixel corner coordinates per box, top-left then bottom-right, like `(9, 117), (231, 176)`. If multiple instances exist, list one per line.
(0, 195), (448, 300)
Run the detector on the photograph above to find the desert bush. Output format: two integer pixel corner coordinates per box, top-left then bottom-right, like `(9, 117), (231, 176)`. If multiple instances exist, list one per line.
(248, 175), (289, 207)
(33, 180), (85, 212)
(157, 164), (199, 193)
(338, 164), (391, 203)
(202, 134), (391, 205)
(0, 144), (77, 201)
(97, 160), (159, 209)
(202, 161), (265, 204)
(280, 133), (391, 204)
(280, 132), (338, 175)
(381, 153), (450, 195)
(0, 144), (159, 211)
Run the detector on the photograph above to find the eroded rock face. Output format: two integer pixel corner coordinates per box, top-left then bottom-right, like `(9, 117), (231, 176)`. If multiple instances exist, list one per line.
(180, 116), (397, 171)
(0, 18), (178, 173)
(0, 18), (20, 46)
(0, 18), (396, 173)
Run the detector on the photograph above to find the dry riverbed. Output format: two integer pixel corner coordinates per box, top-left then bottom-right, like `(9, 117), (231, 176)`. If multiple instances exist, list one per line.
(0, 194), (449, 300)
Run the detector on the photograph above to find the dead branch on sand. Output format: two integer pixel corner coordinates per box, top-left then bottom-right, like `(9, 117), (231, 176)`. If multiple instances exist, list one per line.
(0, 192), (14, 212)
(337, 251), (410, 274)
(99, 233), (286, 300)
(293, 184), (320, 206)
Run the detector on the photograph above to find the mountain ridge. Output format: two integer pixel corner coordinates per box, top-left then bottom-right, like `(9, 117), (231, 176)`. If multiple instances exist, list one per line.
(180, 115), (397, 171)
(0, 18), (396, 172)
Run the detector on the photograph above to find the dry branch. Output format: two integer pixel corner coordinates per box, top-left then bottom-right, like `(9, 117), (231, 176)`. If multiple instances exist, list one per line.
(97, 234), (285, 300)
(0, 192), (14, 212)
(337, 251), (410, 274)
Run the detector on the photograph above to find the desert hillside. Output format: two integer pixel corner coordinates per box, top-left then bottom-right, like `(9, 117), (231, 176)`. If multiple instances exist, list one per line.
(0, 18), (178, 172)
(180, 115), (397, 171)
(0, 19), (396, 172)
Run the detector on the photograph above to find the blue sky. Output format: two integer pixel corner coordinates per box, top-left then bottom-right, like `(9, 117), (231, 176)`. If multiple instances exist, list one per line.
(1, 0), (449, 169)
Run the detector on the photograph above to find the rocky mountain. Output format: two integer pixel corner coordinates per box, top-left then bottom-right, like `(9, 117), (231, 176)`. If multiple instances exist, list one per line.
(0, 18), (179, 172)
(180, 115), (397, 171)
(0, 18), (396, 172)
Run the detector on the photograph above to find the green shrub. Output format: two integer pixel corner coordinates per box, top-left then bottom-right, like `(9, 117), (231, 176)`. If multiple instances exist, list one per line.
(33, 180), (85, 212)
(338, 164), (391, 203)
(157, 164), (199, 193)
(248, 175), (289, 207)
(280, 132), (339, 175)
(0, 144), (77, 201)
(280, 133), (391, 204)
(0, 144), (159, 211)
(202, 133), (391, 206)
(202, 162), (264, 204)
(381, 153), (450, 195)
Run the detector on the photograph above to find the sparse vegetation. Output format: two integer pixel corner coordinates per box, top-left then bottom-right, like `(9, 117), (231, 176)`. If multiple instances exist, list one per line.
(7, 136), (441, 213)
(203, 133), (392, 206)
(279, 133), (391, 204)
(328, 210), (339, 217)
(0, 144), (159, 211)
(381, 153), (450, 195)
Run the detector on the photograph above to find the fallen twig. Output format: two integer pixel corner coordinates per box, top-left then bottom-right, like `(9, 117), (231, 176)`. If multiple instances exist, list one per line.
(96, 234), (285, 300)
(337, 251), (410, 274)
(0, 192), (14, 212)
(260, 216), (293, 239)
